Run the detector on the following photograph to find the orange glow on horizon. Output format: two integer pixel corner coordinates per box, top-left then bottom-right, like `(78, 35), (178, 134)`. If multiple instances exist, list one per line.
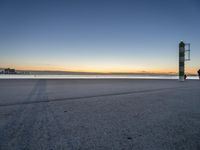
(1, 65), (182, 74)
(2, 63), (198, 74)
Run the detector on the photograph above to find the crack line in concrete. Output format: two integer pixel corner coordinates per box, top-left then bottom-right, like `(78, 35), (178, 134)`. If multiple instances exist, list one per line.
(0, 86), (195, 107)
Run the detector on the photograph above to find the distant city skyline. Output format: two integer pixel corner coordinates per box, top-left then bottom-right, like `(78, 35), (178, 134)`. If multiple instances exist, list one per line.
(0, 0), (200, 74)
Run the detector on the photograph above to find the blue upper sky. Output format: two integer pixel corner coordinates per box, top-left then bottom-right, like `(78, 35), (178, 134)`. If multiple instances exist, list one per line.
(0, 0), (200, 73)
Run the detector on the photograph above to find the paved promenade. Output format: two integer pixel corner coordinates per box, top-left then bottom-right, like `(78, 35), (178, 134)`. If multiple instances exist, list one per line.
(0, 79), (199, 150)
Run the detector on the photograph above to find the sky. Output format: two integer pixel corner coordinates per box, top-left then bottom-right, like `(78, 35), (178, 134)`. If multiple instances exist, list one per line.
(0, 0), (200, 74)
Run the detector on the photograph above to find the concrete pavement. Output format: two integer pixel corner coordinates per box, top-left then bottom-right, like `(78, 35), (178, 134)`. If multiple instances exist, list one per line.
(0, 79), (200, 150)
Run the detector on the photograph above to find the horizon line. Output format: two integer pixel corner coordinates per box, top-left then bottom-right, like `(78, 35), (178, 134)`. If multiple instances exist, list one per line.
(1, 67), (198, 75)
(0, 67), (190, 75)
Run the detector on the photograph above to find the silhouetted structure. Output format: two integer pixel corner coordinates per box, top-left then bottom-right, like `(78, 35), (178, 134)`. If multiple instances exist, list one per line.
(179, 41), (185, 81)
(198, 69), (200, 79)
(179, 41), (190, 81)
(184, 74), (187, 80)
(4, 68), (16, 74)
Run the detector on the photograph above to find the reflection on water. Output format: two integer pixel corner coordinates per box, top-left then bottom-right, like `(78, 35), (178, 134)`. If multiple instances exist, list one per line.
(0, 74), (199, 79)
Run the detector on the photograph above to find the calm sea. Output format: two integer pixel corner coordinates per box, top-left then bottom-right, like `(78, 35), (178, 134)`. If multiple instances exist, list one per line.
(0, 74), (199, 79)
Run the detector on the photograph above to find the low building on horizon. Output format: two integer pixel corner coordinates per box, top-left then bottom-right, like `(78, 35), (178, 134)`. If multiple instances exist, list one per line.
(4, 68), (17, 74)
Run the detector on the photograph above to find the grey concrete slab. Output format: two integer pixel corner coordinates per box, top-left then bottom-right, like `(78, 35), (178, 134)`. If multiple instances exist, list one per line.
(0, 79), (200, 150)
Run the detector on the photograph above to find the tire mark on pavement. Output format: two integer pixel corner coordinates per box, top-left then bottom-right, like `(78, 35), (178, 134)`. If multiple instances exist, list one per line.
(13, 80), (47, 150)
(0, 80), (73, 150)
(0, 80), (45, 150)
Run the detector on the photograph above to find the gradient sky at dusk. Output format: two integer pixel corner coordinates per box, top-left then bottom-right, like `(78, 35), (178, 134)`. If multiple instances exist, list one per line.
(0, 0), (200, 73)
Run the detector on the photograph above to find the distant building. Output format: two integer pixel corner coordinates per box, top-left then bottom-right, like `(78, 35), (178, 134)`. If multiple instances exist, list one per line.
(4, 68), (16, 74)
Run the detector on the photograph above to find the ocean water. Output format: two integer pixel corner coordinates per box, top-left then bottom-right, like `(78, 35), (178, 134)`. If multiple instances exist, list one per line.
(0, 74), (199, 79)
